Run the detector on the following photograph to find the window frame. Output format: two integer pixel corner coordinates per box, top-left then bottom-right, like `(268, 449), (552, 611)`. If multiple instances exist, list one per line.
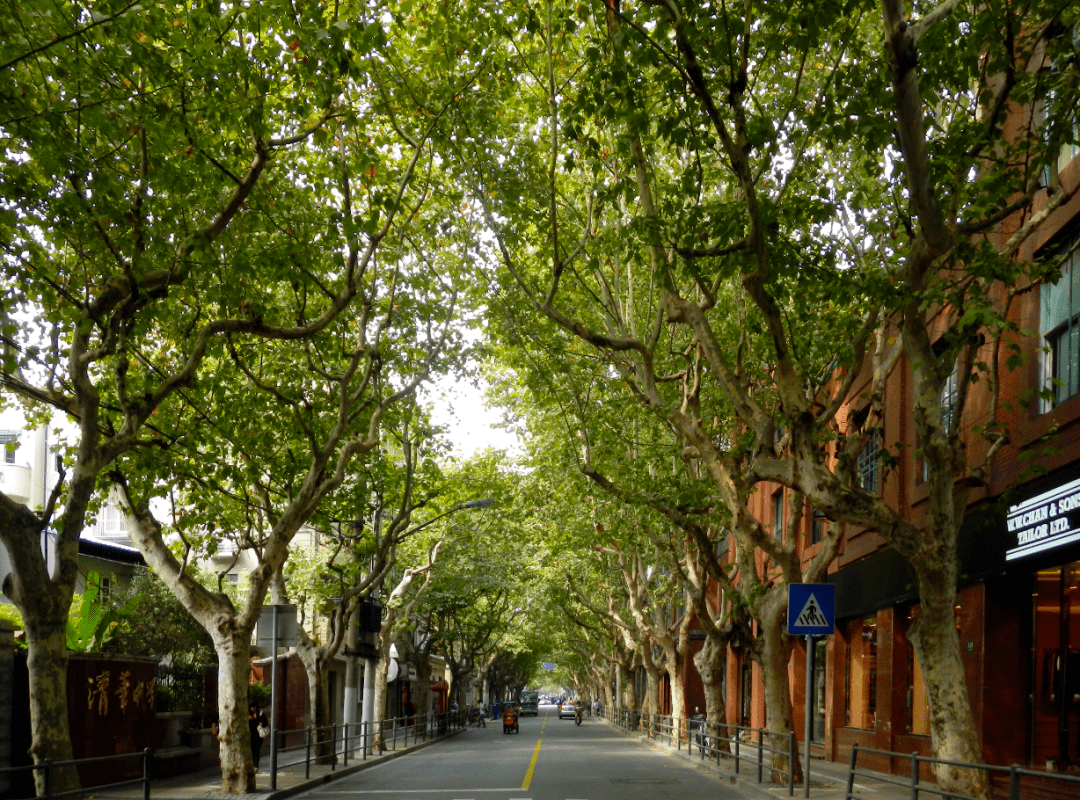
(1040, 235), (1080, 412)
(857, 430), (880, 493)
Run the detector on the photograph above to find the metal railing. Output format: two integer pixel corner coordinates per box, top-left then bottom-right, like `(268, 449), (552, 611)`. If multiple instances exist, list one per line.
(0, 711), (467, 800)
(268, 709), (466, 789)
(599, 705), (797, 796)
(845, 744), (1080, 800)
(0, 749), (154, 800)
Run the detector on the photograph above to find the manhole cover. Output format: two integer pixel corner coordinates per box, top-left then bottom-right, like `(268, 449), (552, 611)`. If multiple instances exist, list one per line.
(610, 778), (681, 785)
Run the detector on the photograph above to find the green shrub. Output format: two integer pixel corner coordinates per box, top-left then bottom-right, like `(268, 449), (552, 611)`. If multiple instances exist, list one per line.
(0, 603), (26, 650)
(249, 681), (271, 709)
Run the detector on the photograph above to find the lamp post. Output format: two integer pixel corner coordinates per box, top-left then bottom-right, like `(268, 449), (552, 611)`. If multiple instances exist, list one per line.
(345, 497), (495, 754)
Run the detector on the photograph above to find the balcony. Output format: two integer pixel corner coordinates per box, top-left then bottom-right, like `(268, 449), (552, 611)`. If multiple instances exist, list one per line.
(0, 462), (32, 504)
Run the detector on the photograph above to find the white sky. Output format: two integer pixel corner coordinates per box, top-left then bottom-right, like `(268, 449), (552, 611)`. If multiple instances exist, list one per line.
(2, 376), (521, 465)
(423, 375), (521, 459)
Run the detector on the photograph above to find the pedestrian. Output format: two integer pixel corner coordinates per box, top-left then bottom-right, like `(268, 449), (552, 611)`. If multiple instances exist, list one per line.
(248, 703), (269, 770)
(493, 699), (499, 720)
(404, 698), (416, 726)
(477, 701), (487, 727)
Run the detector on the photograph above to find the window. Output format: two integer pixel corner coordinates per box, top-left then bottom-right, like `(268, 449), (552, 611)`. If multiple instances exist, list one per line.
(857, 430), (880, 492)
(714, 528), (730, 559)
(845, 617), (878, 730)
(1038, 26), (1080, 182)
(920, 364), (959, 482)
(98, 503), (128, 539)
(940, 366), (958, 434)
(1, 431), (17, 464)
(1041, 240), (1080, 410)
(772, 490), (784, 539)
(906, 641), (930, 735)
(99, 576), (112, 602)
(810, 508), (827, 545)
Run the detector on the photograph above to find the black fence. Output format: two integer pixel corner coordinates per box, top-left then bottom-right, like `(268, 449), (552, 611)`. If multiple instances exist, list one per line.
(0, 710), (466, 800)
(0, 750), (153, 800)
(845, 744), (1080, 800)
(154, 663), (207, 721)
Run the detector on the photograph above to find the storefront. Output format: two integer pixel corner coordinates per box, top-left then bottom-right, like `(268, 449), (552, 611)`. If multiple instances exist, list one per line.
(1004, 470), (1080, 770)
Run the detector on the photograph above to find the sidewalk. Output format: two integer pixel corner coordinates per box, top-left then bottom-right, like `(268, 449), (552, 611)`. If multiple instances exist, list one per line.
(86, 730), (465, 800)
(604, 720), (905, 800)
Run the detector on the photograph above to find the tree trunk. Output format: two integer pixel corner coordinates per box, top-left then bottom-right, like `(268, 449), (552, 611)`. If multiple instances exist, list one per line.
(1, 506), (81, 797)
(694, 632), (730, 753)
(620, 663), (637, 714)
(909, 564), (988, 799)
(760, 611), (802, 786)
(642, 662), (661, 734)
(24, 609), (79, 797)
(295, 639), (335, 763)
(214, 631), (258, 793)
(370, 658), (390, 752)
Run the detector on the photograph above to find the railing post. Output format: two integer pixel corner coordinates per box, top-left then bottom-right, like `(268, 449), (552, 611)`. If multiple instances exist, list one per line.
(305, 727), (312, 779)
(735, 729), (741, 774)
(789, 731), (795, 797)
(1008, 764), (1020, 800)
(392, 716), (397, 751)
(331, 723), (338, 771)
(910, 752), (919, 800)
(343, 721), (349, 767)
(44, 758), (53, 800)
(758, 727), (764, 784)
(363, 721), (368, 761)
(143, 747), (152, 800)
(846, 744), (859, 800)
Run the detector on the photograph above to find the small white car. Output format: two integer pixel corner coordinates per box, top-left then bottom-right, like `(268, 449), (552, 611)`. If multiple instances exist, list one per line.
(558, 700), (578, 719)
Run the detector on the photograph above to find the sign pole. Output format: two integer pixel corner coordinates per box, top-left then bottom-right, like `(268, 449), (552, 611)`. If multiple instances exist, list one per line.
(804, 634), (813, 798)
(788, 584), (835, 800)
(270, 603), (279, 789)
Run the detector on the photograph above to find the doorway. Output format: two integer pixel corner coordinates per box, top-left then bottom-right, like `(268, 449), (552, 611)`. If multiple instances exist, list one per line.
(1032, 561), (1080, 769)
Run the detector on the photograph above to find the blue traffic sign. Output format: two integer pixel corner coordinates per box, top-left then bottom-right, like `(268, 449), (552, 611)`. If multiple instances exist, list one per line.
(787, 584), (835, 635)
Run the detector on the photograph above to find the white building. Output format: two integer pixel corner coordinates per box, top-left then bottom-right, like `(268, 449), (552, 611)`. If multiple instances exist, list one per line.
(0, 417), (142, 604)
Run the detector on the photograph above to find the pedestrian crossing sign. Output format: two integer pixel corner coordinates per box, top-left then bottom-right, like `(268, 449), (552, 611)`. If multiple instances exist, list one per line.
(787, 583), (836, 635)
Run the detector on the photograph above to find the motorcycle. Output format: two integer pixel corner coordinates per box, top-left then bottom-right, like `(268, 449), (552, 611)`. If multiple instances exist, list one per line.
(575, 706), (583, 726)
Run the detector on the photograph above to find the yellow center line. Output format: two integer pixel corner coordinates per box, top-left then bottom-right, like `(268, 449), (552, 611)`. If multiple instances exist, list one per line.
(521, 738), (542, 790)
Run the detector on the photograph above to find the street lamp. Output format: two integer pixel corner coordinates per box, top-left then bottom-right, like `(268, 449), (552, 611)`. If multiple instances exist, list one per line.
(395, 497), (496, 536)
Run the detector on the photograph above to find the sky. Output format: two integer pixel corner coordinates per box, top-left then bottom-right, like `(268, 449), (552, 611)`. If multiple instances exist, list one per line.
(2, 374), (521, 466)
(423, 375), (521, 459)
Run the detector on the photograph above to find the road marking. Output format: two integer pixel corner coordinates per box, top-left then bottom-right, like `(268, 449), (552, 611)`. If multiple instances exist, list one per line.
(321, 789), (519, 794)
(520, 738), (542, 790)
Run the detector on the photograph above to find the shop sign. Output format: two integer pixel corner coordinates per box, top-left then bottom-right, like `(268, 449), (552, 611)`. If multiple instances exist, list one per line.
(1006, 477), (1080, 561)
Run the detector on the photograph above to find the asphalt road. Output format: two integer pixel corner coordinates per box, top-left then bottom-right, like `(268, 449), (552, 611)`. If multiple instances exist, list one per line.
(294, 706), (744, 800)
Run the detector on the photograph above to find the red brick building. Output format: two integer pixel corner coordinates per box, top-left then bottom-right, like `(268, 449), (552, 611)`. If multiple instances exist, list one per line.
(699, 142), (1080, 775)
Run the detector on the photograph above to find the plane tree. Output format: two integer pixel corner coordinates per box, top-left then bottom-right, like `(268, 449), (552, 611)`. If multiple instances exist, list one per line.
(446, 1), (1079, 795)
(280, 416), (448, 759)
(0, 0), (462, 791)
(1, 2), (492, 793)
